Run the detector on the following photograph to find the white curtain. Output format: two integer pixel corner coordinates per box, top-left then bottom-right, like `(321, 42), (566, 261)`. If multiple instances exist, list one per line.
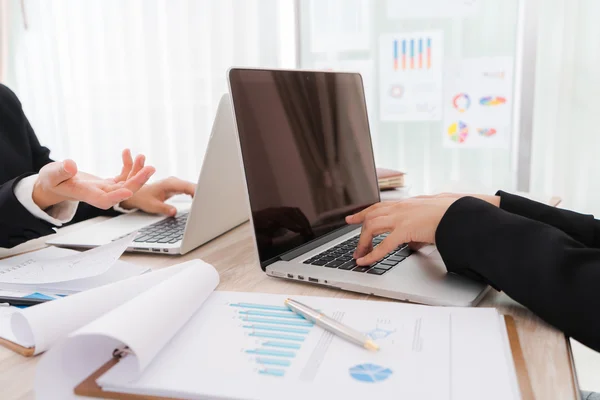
(529, 0), (600, 216)
(3, 0), (295, 182)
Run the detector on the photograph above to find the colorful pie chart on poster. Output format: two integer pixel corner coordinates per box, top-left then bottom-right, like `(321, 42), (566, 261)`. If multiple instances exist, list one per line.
(479, 96), (506, 106)
(447, 121), (469, 143)
(452, 93), (471, 112)
(478, 128), (497, 137)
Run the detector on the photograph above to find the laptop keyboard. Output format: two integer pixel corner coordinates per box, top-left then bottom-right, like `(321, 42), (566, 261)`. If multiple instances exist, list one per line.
(114, 212), (189, 244)
(302, 233), (412, 275)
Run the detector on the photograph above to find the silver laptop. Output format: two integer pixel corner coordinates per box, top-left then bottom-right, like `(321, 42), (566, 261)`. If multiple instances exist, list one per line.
(48, 94), (249, 255)
(228, 68), (488, 306)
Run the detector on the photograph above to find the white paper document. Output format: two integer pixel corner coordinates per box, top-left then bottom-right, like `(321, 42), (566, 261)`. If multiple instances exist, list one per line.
(0, 246), (147, 294)
(34, 270), (521, 400)
(0, 233), (135, 284)
(379, 31), (444, 121)
(442, 57), (514, 149)
(96, 294), (519, 400)
(386, 0), (481, 19)
(0, 261), (199, 354)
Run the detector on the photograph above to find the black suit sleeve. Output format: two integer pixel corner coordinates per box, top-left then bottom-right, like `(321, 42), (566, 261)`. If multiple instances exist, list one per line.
(1, 84), (53, 169)
(25, 115), (52, 171)
(0, 86), (56, 248)
(435, 197), (600, 353)
(497, 191), (600, 248)
(0, 175), (57, 248)
(0, 84), (119, 248)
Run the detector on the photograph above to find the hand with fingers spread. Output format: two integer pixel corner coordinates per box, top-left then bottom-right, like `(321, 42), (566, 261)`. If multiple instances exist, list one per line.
(345, 197), (458, 266)
(119, 176), (197, 216)
(32, 149), (155, 210)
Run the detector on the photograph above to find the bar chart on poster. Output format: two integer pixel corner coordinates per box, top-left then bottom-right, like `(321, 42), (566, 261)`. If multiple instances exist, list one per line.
(379, 31), (444, 122)
(300, 0), (523, 195)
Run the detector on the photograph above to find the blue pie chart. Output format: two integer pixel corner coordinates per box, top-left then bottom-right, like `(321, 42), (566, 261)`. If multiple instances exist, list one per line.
(349, 363), (393, 383)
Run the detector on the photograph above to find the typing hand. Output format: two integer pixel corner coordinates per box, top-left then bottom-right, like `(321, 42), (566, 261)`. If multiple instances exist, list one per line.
(345, 197), (457, 266)
(119, 177), (196, 216)
(32, 149), (155, 210)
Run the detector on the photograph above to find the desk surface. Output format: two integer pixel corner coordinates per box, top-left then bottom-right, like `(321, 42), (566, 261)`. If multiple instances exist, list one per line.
(0, 218), (579, 400)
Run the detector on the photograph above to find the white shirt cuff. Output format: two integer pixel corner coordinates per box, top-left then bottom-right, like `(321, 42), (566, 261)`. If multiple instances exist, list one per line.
(13, 175), (79, 226)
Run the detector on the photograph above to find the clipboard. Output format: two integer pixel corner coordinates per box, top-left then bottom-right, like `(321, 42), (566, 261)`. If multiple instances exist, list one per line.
(0, 336), (35, 357)
(73, 316), (534, 400)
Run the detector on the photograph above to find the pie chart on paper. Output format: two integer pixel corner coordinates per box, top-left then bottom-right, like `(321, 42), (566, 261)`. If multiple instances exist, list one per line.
(447, 121), (469, 144)
(349, 363), (393, 383)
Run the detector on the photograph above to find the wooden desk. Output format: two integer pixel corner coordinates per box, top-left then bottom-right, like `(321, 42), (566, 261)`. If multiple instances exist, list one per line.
(0, 218), (579, 400)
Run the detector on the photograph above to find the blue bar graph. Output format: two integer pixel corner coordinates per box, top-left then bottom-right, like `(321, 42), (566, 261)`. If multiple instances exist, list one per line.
(256, 358), (292, 367)
(246, 349), (296, 358)
(240, 317), (313, 327)
(243, 324), (310, 334)
(238, 310), (304, 319)
(259, 368), (286, 377)
(230, 303), (290, 312)
(262, 341), (302, 350)
(233, 301), (315, 378)
(249, 332), (305, 342)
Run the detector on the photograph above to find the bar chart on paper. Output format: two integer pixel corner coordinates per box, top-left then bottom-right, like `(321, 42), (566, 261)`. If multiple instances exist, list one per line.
(93, 293), (520, 400)
(230, 302), (316, 378)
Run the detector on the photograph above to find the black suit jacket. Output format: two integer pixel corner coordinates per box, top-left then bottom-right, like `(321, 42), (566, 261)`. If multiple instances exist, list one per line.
(437, 192), (600, 352)
(0, 84), (117, 248)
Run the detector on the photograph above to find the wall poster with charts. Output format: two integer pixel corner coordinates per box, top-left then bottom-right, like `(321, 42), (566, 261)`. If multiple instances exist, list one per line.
(379, 31), (444, 121)
(442, 57), (514, 149)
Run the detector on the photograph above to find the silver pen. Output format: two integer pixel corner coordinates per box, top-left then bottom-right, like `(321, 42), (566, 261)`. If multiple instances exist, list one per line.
(284, 298), (379, 351)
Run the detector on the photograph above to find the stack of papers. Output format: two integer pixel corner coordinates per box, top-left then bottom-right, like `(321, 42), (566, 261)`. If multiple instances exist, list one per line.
(0, 234), (148, 298)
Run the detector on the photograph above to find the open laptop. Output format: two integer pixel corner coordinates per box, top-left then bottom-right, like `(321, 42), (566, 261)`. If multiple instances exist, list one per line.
(48, 94), (249, 255)
(228, 68), (488, 306)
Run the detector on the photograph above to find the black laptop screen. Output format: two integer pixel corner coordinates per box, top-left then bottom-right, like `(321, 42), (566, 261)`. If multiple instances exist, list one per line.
(229, 69), (380, 265)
